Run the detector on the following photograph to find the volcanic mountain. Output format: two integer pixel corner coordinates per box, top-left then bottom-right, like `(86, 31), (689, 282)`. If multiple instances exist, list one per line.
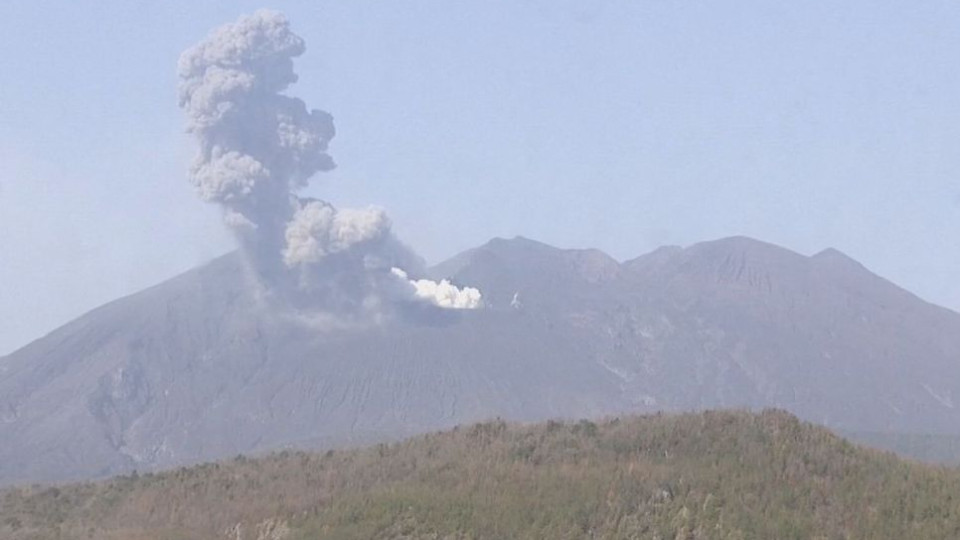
(2, 236), (959, 486)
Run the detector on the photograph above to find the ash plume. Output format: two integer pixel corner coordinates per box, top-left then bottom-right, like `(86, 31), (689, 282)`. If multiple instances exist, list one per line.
(178, 10), (481, 320)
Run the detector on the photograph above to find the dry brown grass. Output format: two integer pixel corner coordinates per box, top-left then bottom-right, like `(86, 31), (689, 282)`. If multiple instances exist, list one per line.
(4, 410), (960, 539)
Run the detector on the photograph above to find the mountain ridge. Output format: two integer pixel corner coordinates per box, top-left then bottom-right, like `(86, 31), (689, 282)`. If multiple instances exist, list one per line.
(3, 235), (960, 486)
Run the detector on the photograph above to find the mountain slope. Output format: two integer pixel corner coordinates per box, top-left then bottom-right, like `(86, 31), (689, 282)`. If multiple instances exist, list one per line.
(3, 235), (960, 485)
(0, 246), (628, 486)
(437, 236), (960, 432)
(5, 410), (960, 540)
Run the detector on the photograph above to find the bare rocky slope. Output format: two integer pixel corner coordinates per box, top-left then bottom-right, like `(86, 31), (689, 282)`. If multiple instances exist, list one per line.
(2, 235), (960, 486)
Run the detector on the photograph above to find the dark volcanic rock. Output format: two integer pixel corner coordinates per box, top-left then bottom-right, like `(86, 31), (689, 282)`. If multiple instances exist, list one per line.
(2, 236), (960, 485)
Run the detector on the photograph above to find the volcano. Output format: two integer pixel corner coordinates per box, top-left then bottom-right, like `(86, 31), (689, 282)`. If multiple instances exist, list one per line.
(2, 235), (960, 486)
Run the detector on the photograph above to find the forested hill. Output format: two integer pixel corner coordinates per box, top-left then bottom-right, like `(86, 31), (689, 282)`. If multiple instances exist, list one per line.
(4, 410), (960, 540)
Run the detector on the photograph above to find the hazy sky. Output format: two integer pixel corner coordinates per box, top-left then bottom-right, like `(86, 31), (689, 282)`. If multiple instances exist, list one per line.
(1, 0), (959, 355)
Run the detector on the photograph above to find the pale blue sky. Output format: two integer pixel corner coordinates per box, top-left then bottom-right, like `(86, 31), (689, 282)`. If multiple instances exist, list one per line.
(1, 1), (959, 354)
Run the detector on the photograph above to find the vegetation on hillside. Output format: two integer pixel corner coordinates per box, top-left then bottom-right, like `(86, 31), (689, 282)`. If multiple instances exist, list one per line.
(4, 409), (960, 539)
(843, 430), (960, 466)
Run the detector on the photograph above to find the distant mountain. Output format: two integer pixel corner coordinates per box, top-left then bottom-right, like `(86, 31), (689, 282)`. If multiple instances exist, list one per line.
(5, 410), (960, 540)
(433, 235), (960, 431)
(3, 235), (960, 486)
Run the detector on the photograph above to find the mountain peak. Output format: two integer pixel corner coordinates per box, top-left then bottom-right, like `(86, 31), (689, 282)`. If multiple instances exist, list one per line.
(482, 235), (561, 253)
(432, 236), (619, 284)
(811, 247), (865, 269)
(6, 233), (960, 486)
(687, 236), (806, 259)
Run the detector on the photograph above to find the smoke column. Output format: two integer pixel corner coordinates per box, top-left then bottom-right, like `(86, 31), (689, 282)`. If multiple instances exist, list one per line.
(178, 10), (481, 320)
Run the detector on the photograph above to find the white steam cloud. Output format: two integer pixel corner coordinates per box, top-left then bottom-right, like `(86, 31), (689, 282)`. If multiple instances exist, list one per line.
(390, 268), (483, 310)
(178, 10), (481, 320)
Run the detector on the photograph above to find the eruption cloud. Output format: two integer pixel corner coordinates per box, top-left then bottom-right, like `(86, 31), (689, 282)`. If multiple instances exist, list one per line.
(178, 10), (481, 320)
